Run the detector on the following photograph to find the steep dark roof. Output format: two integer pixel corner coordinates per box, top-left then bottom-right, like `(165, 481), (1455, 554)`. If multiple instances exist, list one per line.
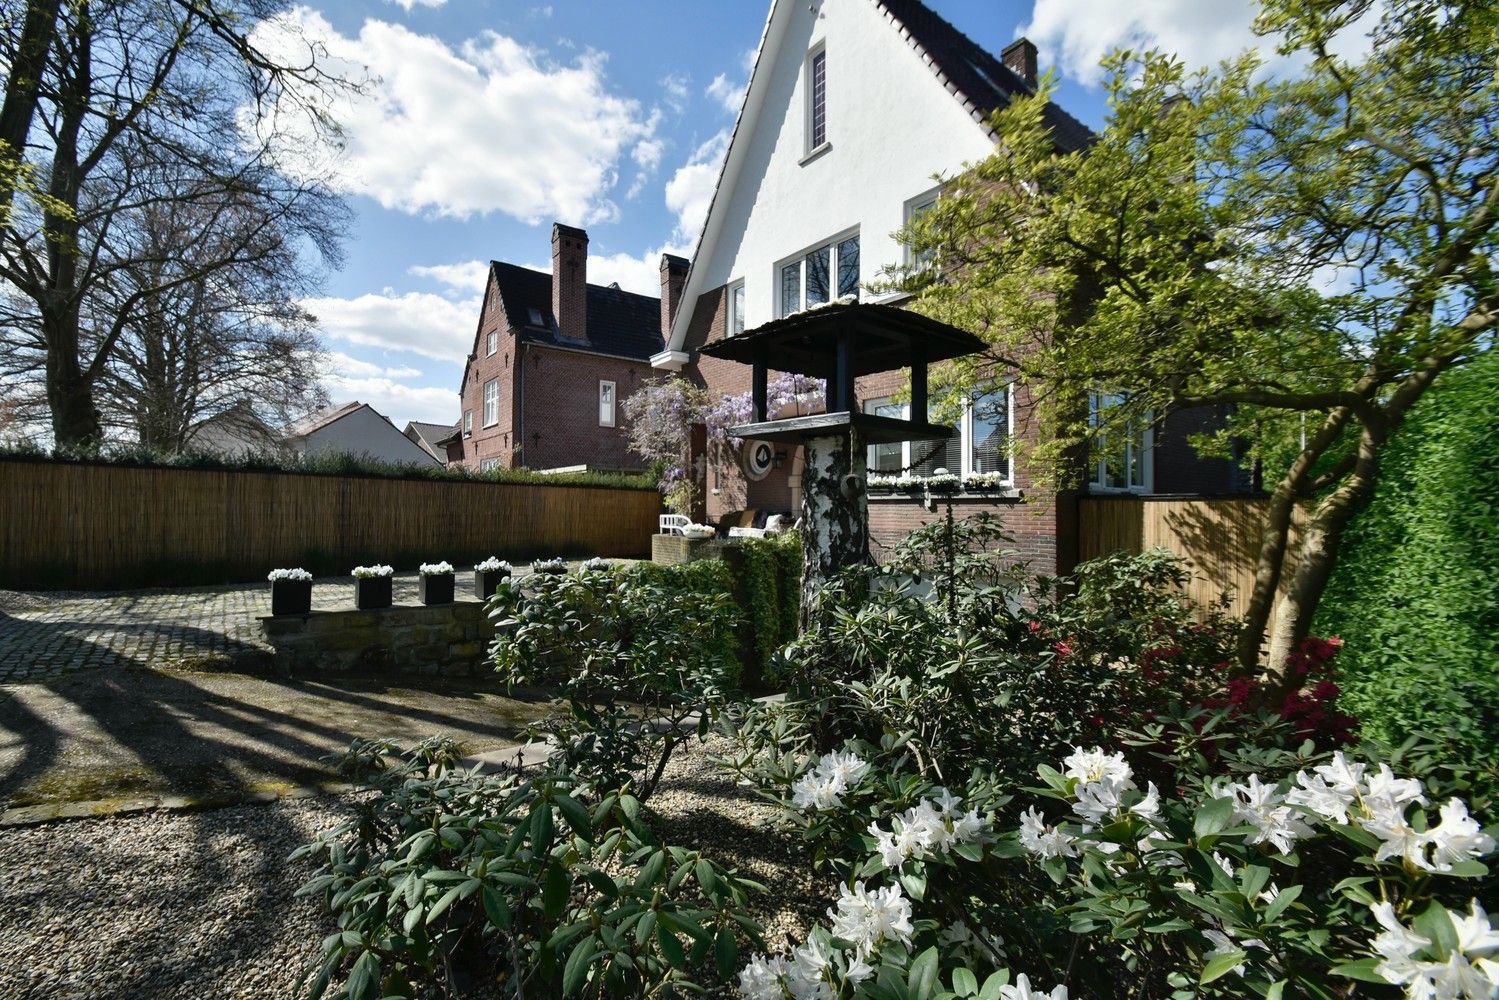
(875, 0), (1093, 152)
(489, 262), (663, 361)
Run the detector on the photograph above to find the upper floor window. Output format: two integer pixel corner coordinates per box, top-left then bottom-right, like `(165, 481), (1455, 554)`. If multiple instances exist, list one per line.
(778, 233), (859, 317)
(463, 410), (473, 437)
(1088, 392), (1152, 492)
(486, 330), (498, 356)
(906, 190), (940, 269)
(808, 47), (827, 151)
(728, 281), (746, 337)
(483, 378), (500, 427)
(598, 380), (616, 428)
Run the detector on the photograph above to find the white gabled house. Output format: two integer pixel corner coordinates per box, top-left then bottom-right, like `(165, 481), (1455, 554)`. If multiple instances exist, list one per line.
(649, 0), (1243, 574)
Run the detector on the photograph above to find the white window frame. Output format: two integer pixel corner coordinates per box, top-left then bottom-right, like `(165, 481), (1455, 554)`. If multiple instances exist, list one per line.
(904, 187), (941, 269)
(486, 330), (498, 356)
(598, 380), (617, 428)
(483, 378), (499, 427)
(775, 228), (860, 318)
(479, 457), (500, 473)
(805, 43), (828, 154)
(1087, 392), (1154, 493)
(863, 386), (1014, 485)
(727, 280), (746, 337)
(463, 410), (473, 437)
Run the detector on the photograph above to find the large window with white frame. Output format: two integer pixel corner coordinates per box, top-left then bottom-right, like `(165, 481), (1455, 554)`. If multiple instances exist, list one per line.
(483, 378), (499, 427)
(728, 280), (746, 337)
(806, 45), (827, 152)
(778, 233), (859, 317)
(1088, 392), (1152, 492)
(598, 380), (616, 427)
(864, 384), (1012, 483)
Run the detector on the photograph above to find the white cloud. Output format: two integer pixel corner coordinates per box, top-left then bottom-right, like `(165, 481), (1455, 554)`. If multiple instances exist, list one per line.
(303, 290), (479, 363)
(632, 137), (664, 171)
(706, 73), (746, 115)
(409, 260), (490, 295)
(1020, 0), (1380, 87)
(326, 351), (424, 380)
(386, 0), (445, 9)
(664, 129), (730, 245)
(323, 374), (458, 426)
(251, 9), (655, 223)
(660, 72), (690, 114)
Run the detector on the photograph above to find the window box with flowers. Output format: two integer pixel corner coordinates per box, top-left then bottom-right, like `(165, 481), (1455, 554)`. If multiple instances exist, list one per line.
(474, 557), (512, 600)
(418, 561), (454, 605)
(351, 564), (394, 610)
(267, 568), (313, 616)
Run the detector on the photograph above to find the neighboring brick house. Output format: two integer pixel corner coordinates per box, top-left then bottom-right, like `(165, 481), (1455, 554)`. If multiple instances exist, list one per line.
(445, 224), (665, 473)
(650, 0), (1247, 575)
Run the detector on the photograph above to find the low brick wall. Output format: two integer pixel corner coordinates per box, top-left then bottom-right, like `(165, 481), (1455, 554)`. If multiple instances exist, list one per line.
(650, 533), (728, 565)
(259, 601), (496, 676)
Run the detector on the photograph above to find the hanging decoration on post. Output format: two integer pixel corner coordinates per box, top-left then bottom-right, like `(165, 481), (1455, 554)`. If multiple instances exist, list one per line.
(698, 301), (987, 627)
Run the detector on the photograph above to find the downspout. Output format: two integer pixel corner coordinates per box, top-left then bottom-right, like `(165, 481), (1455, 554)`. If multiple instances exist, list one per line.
(517, 336), (526, 469)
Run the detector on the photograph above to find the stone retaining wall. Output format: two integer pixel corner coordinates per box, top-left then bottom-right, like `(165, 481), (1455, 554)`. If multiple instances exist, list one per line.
(259, 601), (495, 676)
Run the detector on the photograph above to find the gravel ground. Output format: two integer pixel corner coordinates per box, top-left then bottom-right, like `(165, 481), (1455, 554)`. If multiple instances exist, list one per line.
(0, 796), (350, 1000)
(0, 738), (822, 999)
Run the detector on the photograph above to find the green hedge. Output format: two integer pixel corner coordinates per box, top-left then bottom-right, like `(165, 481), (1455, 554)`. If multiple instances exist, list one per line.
(1315, 348), (1499, 776)
(630, 534), (801, 692)
(0, 441), (656, 491)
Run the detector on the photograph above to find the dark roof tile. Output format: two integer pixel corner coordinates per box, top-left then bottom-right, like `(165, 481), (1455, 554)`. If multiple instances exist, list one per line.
(489, 262), (663, 361)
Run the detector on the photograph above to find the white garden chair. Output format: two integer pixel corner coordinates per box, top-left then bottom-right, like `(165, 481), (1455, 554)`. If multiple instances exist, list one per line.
(659, 514), (691, 536)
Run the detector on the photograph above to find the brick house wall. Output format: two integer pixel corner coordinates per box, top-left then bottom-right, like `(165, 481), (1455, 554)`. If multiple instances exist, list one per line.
(516, 346), (653, 472)
(455, 281), (522, 470)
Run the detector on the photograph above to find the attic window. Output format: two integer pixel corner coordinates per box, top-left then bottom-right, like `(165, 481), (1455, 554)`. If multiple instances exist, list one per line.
(528, 307), (545, 326)
(807, 47), (828, 151)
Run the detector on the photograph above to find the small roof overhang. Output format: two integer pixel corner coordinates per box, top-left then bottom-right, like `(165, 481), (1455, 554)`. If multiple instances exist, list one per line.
(696, 302), (987, 378)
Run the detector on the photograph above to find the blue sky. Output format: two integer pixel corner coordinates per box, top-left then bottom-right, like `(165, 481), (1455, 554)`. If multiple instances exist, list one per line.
(277, 0), (1272, 427)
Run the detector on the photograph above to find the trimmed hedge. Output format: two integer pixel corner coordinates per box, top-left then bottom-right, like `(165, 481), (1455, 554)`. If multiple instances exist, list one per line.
(630, 534), (801, 692)
(0, 441), (656, 491)
(1315, 348), (1499, 778)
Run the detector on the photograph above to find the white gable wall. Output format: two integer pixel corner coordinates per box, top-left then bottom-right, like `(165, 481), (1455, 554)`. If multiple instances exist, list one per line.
(295, 406), (441, 467)
(675, 0), (996, 347)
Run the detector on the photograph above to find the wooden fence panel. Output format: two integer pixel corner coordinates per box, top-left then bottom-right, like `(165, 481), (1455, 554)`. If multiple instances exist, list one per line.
(1077, 497), (1305, 618)
(0, 460), (661, 590)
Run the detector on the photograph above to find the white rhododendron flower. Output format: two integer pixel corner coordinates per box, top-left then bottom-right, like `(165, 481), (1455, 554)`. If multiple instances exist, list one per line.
(1019, 806), (1078, 859)
(738, 953), (789, 1000)
(867, 789), (985, 869)
(1215, 774), (1314, 854)
(1427, 799), (1496, 871)
(1063, 746), (1133, 785)
(267, 567), (312, 582)
(1368, 900), (1499, 999)
(791, 751), (868, 812)
(999, 973), (1068, 1000)
(1287, 751), (1364, 823)
(828, 882), (913, 955)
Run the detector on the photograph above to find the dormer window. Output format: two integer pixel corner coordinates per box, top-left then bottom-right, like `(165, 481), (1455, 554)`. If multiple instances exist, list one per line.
(527, 307), (545, 327)
(807, 45), (827, 153)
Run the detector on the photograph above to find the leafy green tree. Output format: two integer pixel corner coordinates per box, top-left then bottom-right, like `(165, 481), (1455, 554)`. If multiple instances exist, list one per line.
(890, 0), (1498, 683)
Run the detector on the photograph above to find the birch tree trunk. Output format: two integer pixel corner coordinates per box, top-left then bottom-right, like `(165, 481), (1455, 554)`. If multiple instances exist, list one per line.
(798, 431), (868, 629)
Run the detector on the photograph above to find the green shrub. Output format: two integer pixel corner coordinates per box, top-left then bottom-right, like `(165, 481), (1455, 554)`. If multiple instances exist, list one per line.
(293, 737), (765, 999)
(1316, 347), (1499, 790)
(736, 533), (801, 686)
(0, 440), (656, 490)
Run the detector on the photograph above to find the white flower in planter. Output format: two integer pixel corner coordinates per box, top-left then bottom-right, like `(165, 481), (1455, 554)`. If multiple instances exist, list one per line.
(531, 557), (567, 574)
(579, 557), (611, 572)
(267, 568), (312, 582)
(419, 561), (454, 576)
(351, 565), (393, 579)
(475, 557), (511, 573)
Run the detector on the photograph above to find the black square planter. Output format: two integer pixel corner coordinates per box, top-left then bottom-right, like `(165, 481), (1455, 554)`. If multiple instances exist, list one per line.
(270, 579), (312, 616)
(355, 576), (393, 610)
(475, 569), (510, 600)
(420, 574), (454, 605)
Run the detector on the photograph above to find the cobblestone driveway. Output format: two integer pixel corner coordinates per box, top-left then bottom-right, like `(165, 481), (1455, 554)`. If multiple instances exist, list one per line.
(0, 573), (476, 684)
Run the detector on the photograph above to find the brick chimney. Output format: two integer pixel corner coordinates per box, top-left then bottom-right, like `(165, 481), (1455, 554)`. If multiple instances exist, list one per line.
(551, 223), (589, 343)
(659, 253), (689, 338)
(1002, 38), (1038, 88)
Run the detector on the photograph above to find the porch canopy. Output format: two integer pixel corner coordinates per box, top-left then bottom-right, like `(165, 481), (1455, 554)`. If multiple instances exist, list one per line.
(697, 301), (988, 444)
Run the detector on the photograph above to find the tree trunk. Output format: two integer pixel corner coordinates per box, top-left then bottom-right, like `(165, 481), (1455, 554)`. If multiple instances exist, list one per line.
(1235, 407), (1351, 671)
(1264, 424), (1382, 684)
(798, 430), (868, 630)
(0, 0), (63, 221)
